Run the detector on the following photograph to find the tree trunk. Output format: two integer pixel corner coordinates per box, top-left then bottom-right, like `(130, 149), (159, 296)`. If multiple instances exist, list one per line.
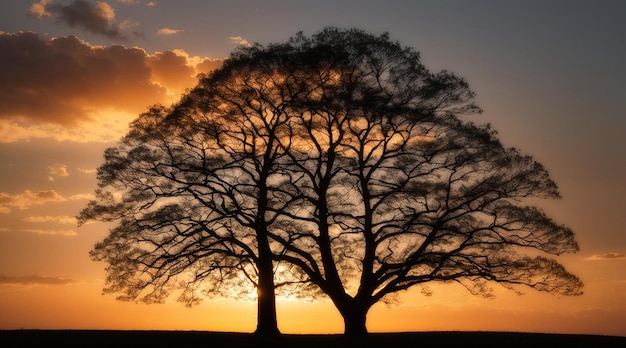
(255, 268), (280, 336)
(253, 164), (281, 337)
(341, 303), (369, 337)
(254, 239), (281, 337)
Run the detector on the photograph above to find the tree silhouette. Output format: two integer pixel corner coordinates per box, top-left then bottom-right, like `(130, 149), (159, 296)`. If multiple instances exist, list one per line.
(265, 28), (582, 336)
(80, 27), (583, 337)
(268, 28), (582, 336)
(78, 51), (317, 335)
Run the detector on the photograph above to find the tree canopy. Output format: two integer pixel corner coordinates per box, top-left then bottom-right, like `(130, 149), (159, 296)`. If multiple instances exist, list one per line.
(80, 27), (582, 336)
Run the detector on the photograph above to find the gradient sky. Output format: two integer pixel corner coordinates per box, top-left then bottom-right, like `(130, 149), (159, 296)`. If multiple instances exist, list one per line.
(0, 0), (625, 336)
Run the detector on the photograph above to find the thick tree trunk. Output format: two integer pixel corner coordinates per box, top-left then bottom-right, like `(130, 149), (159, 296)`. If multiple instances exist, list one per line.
(254, 266), (280, 336)
(253, 161), (281, 337)
(340, 303), (369, 337)
(254, 238), (281, 337)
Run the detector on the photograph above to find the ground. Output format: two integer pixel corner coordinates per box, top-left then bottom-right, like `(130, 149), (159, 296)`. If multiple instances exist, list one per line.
(1, 330), (625, 348)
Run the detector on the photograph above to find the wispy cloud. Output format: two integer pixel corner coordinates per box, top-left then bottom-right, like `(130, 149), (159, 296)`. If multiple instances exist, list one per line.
(229, 35), (250, 47)
(30, 0), (126, 40)
(584, 252), (626, 261)
(21, 229), (78, 236)
(157, 28), (183, 35)
(69, 193), (96, 200)
(0, 111), (138, 143)
(0, 189), (66, 213)
(77, 168), (98, 174)
(48, 164), (69, 181)
(23, 215), (78, 224)
(0, 274), (80, 286)
(119, 18), (139, 30)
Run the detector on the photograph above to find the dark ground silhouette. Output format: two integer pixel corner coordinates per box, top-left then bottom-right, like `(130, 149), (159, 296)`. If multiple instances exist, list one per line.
(1, 330), (625, 348)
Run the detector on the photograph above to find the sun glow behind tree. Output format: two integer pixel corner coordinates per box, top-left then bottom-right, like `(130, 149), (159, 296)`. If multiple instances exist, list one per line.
(80, 28), (582, 337)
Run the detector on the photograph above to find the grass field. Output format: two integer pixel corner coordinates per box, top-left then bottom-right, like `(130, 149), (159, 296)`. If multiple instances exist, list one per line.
(1, 330), (625, 347)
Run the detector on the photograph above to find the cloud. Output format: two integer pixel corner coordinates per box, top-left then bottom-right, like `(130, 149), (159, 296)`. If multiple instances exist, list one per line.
(22, 229), (78, 236)
(0, 274), (80, 286)
(23, 215), (78, 224)
(48, 164), (69, 177)
(77, 168), (98, 174)
(148, 50), (196, 91)
(21, 214), (80, 235)
(0, 110), (139, 143)
(119, 19), (144, 39)
(29, 0), (51, 19)
(157, 28), (183, 35)
(229, 36), (250, 47)
(48, 164), (69, 181)
(35, 0), (127, 40)
(119, 18), (139, 30)
(584, 252), (626, 261)
(0, 32), (224, 142)
(0, 32), (164, 126)
(146, 2), (156, 7)
(0, 189), (66, 212)
(196, 58), (224, 75)
(69, 193), (96, 200)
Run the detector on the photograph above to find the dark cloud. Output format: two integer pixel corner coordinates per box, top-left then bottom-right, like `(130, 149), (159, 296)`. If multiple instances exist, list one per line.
(0, 32), (165, 125)
(0, 274), (80, 286)
(47, 0), (126, 40)
(0, 32), (224, 139)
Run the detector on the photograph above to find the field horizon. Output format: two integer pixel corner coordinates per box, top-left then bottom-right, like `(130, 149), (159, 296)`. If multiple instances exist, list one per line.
(2, 329), (625, 347)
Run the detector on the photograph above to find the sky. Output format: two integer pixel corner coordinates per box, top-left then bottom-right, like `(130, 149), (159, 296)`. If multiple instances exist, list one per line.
(0, 0), (625, 336)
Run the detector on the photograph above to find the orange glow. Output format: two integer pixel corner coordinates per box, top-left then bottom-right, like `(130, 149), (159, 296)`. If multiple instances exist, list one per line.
(1, 272), (625, 336)
(1, 1), (625, 338)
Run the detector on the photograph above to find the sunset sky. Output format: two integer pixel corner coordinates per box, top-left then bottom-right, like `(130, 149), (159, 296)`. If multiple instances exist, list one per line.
(1, 0), (625, 336)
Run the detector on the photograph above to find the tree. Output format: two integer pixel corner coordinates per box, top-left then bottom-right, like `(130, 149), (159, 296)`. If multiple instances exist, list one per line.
(78, 48), (316, 336)
(80, 27), (583, 337)
(262, 28), (582, 336)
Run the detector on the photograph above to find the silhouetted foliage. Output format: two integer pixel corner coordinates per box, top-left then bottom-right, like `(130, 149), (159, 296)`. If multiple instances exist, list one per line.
(80, 27), (582, 336)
